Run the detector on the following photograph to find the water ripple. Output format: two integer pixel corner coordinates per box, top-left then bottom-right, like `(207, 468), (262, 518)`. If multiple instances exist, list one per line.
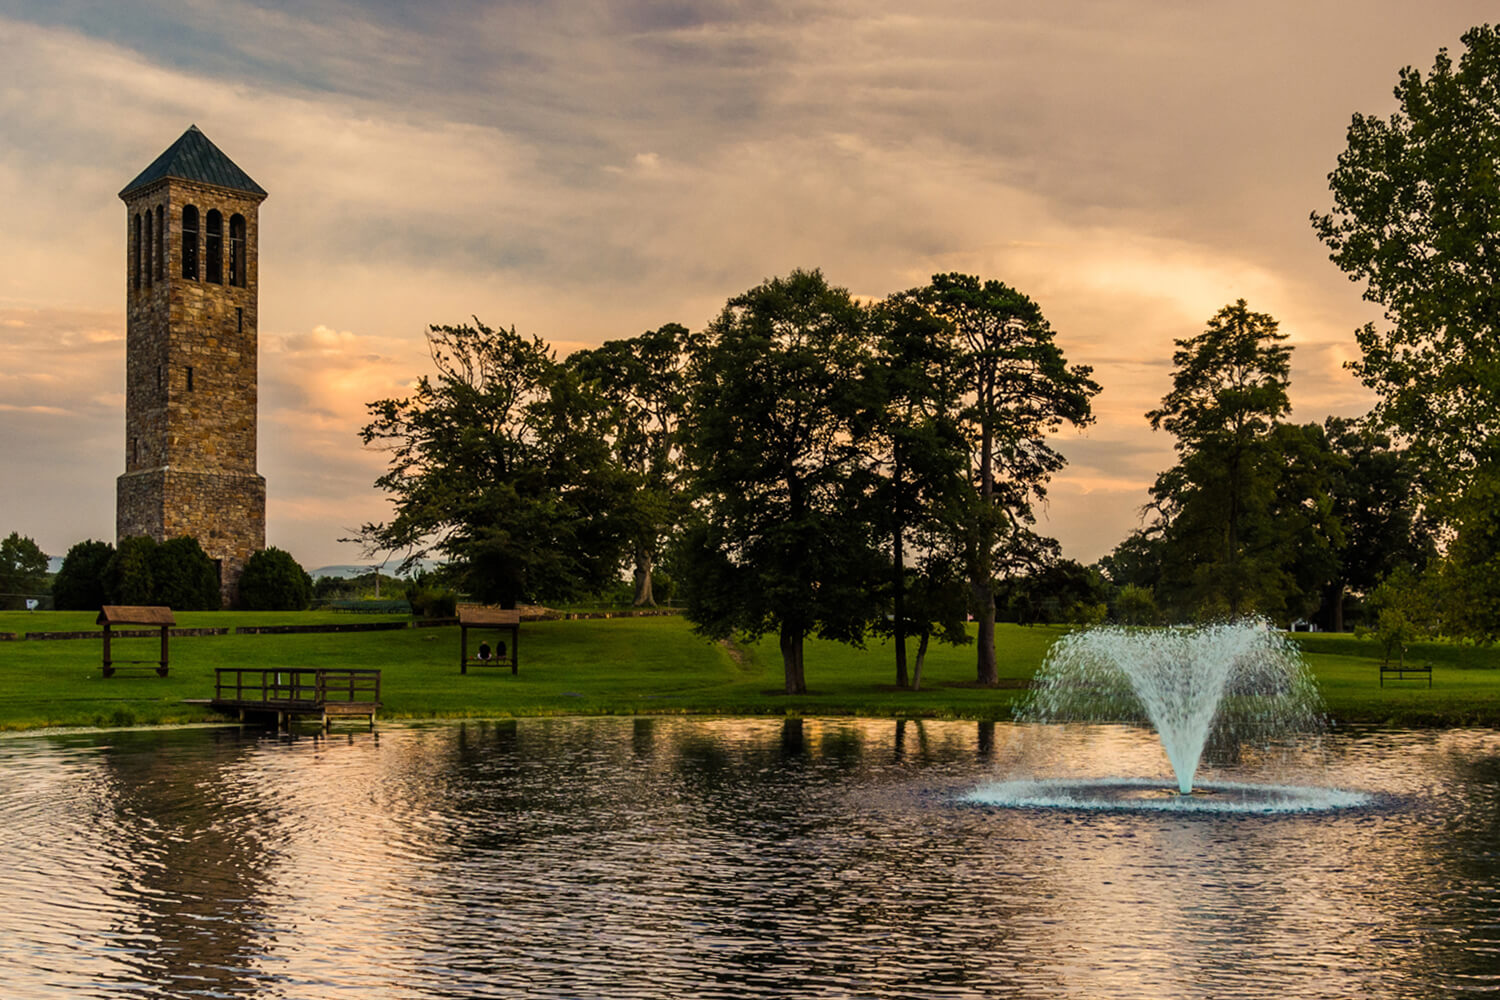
(0, 720), (1494, 998)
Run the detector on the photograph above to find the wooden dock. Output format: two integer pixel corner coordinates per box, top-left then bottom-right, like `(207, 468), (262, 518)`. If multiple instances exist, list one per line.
(212, 668), (381, 730)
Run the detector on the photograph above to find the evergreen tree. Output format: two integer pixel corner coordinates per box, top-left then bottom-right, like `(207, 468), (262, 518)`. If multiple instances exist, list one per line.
(1146, 300), (1294, 618)
(151, 536), (221, 611)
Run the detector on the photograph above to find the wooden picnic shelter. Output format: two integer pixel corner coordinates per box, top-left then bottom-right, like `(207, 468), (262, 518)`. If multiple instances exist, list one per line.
(458, 604), (521, 674)
(97, 605), (174, 677)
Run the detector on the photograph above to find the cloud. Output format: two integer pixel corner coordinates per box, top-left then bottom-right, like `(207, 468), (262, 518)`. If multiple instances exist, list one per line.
(0, 1), (1490, 567)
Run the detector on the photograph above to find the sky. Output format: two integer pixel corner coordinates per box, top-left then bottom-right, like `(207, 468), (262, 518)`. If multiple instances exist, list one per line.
(0, 1), (1493, 573)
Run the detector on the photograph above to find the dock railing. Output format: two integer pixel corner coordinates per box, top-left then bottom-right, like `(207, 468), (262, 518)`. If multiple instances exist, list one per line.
(213, 668), (381, 728)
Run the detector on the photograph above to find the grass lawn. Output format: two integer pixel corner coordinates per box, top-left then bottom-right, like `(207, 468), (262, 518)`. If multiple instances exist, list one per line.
(0, 612), (1497, 731)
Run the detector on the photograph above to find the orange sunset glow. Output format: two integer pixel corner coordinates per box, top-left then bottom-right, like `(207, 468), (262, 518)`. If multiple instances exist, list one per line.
(1, 3), (1491, 569)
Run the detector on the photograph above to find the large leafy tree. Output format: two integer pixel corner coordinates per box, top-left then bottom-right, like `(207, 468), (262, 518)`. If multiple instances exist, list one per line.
(864, 291), (971, 689)
(1146, 300), (1296, 618)
(0, 532), (49, 610)
(359, 321), (628, 606)
(1312, 24), (1500, 482)
(679, 270), (882, 694)
(566, 323), (689, 607)
(920, 274), (1099, 686)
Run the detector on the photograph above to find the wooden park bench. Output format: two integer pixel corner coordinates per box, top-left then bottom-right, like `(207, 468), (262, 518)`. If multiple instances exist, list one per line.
(1380, 660), (1432, 688)
(212, 667), (382, 729)
(98, 605), (173, 677)
(458, 605), (520, 674)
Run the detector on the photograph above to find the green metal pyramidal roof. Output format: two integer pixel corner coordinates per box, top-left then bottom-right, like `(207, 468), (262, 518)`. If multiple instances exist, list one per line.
(119, 125), (267, 200)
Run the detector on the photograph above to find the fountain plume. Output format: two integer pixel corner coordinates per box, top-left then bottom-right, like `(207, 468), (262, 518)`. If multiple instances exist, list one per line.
(1015, 619), (1326, 794)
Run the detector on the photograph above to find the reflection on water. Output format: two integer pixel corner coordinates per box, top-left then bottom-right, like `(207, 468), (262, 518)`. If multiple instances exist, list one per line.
(0, 718), (1496, 999)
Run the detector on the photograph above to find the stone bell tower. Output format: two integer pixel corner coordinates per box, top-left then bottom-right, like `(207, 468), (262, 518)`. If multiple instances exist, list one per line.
(117, 125), (268, 606)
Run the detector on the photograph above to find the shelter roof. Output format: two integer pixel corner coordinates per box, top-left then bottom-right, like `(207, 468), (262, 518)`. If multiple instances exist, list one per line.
(120, 125), (267, 199)
(97, 606), (176, 627)
(457, 605), (522, 626)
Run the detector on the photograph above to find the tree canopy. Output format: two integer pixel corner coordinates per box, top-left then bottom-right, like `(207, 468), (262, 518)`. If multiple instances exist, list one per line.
(920, 273), (1099, 684)
(358, 320), (629, 607)
(1145, 300), (1305, 618)
(1312, 24), (1500, 480)
(0, 533), (48, 610)
(864, 291), (971, 689)
(678, 270), (882, 694)
(52, 539), (114, 611)
(565, 323), (689, 607)
(103, 535), (220, 610)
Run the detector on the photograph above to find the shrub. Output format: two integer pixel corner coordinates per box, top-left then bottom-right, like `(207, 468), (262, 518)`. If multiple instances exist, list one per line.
(1115, 584), (1160, 626)
(238, 547), (313, 611)
(152, 536), (221, 610)
(106, 536), (157, 606)
(52, 539), (115, 610)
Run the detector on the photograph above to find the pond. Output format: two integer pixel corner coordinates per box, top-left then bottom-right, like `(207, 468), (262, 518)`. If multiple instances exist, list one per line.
(0, 717), (1496, 998)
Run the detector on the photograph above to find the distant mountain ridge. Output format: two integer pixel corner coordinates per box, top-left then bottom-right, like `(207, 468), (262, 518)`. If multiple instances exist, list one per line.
(309, 561), (443, 579)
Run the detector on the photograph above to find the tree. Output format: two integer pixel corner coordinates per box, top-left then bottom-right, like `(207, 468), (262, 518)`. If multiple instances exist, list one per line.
(1316, 416), (1434, 630)
(1432, 468), (1500, 641)
(238, 547), (313, 611)
(52, 539), (114, 611)
(1146, 300), (1295, 618)
(0, 533), (49, 610)
(1097, 529), (1166, 594)
(359, 320), (629, 606)
(1361, 566), (1436, 665)
(1312, 25), (1500, 483)
(997, 558), (1109, 625)
(1115, 583), (1160, 626)
(566, 323), (689, 607)
(679, 270), (882, 694)
(151, 536), (221, 610)
(864, 291), (971, 688)
(920, 274), (1099, 685)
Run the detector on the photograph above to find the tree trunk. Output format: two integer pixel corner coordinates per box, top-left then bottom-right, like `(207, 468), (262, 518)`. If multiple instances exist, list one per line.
(1331, 580), (1347, 633)
(975, 581), (998, 685)
(975, 413), (998, 686)
(632, 545), (655, 607)
(893, 443), (908, 688)
(911, 630), (930, 691)
(780, 622), (807, 694)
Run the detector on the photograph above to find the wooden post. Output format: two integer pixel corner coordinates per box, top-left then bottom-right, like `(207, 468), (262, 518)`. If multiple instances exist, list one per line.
(158, 623), (169, 677)
(460, 625), (468, 674)
(102, 624), (113, 677)
(511, 624), (519, 675)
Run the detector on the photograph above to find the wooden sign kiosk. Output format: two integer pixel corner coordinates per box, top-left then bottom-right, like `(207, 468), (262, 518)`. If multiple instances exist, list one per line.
(98, 605), (174, 677)
(458, 605), (520, 674)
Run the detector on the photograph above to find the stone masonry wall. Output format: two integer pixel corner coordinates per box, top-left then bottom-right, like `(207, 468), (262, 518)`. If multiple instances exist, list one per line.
(118, 175), (266, 608)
